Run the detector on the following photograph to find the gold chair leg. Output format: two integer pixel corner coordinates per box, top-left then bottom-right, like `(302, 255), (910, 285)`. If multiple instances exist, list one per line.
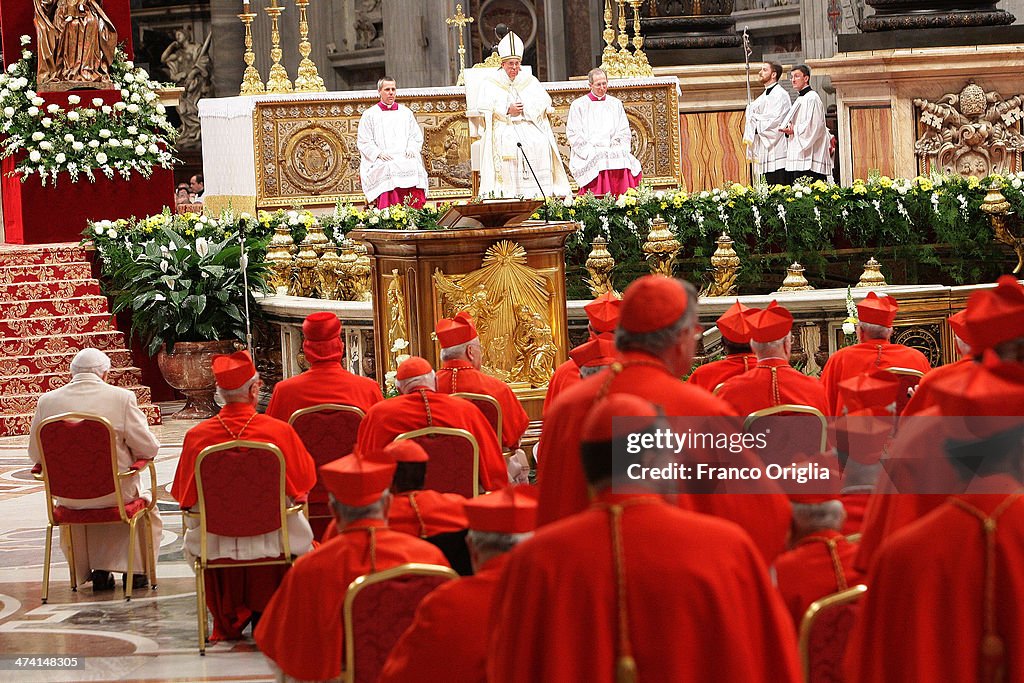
(125, 518), (137, 601)
(196, 561), (207, 655)
(65, 525), (78, 591)
(145, 513), (158, 589)
(42, 524), (53, 604)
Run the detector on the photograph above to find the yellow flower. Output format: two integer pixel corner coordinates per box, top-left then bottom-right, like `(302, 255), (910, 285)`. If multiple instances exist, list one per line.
(852, 185), (867, 195)
(877, 176), (893, 188)
(831, 193), (840, 200)
(968, 175), (980, 188)
(786, 198), (795, 203)
(917, 178), (933, 192)
(811, 180), (828, 192)
(730, 182), (748, 195)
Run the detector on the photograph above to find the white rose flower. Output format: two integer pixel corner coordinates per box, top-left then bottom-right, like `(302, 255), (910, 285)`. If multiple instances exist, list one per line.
(94, 224), (104, 235)
(148, 143), (159, 154)
(67, 94), (80, 105)
(46, 103), (59, 113)
(842, 321), (856, 335)
(31, 132), (44, 141)
(63, 134), (74, 142)
(139, 134), (149, 143)
(28, 150), (41, 162)
(92, 97), (103, 107)
(121, 139), (132, 146)
(95, 152), (107, 164)
(156, 104), (166, 114)
(107, 229), (117, 238)
(22, 50), (31, 60)
(67, 110), (80, 122)
(27, 106), (38, 116)
(124, 73), (135, 83)
(1012, 178), (1022, 189)
(135, 145), (146, 155)
(72, 141), (84, 151)
(126, 104), (140, 114)
(102, 105), (112, 114)
(31, 96), (44, 107)
(39, 141), (52, 150)
(55, 152), (66, 163)
(6, 64), (16, 74)
(88, 140), (100, 148)
(130, 93), (141, 103)
(126, 61), (134, 69)
(287, 210), (299, 219)
(195, 237), (210, 257)
(144, 92), (156, 102)
(114, 102), (126, 111)
(3, 106), (14, 118)
(99, 129), (111, 138)
(20, 35), (31, 46)
(41, 117), (52, 127)
(107, 139), (119, 147)
(9, 78), (21, 90)
(126, 125), (138, 134)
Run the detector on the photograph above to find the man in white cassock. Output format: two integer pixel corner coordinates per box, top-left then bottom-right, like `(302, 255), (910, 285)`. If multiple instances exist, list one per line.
(743, 61), (792, 186)
(357, 76), (429, 208)
(28, 348), (163, 591)
(566, 68), (642, 196)
(780, 64), (833, 183)
(477, 30), (570, 199)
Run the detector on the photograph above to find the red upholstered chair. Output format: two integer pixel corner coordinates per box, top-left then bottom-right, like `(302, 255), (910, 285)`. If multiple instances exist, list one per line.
(343, 563), (458, 683)
(451, 392), (503, 447)
(799, 583), (868, 683)
(883, 367), (926, 415)
(744, 404), (828, 466)
(35, 412), (158, 604)
(188, 439), (304, 655)
(289, 403), (365, 538)
(394, 427), (480, 498)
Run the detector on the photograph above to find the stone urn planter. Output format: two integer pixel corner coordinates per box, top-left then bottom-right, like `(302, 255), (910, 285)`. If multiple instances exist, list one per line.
(157, 340), (238, 420)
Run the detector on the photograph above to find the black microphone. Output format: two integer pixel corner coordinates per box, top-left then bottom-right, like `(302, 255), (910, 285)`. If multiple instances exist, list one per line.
(516, 141), (549, 223)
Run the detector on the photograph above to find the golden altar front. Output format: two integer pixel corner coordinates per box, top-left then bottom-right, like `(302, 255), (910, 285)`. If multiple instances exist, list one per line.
(198, 77), (682, 214)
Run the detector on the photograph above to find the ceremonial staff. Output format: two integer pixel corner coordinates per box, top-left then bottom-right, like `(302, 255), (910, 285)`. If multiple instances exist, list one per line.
(741, 27), (761, 185)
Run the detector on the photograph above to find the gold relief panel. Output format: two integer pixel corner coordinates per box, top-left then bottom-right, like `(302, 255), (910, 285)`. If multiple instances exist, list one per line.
(281, 124), (348, 195)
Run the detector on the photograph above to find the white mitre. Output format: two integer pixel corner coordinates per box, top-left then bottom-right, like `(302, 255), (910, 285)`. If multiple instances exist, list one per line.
(497, 31), (525, 61)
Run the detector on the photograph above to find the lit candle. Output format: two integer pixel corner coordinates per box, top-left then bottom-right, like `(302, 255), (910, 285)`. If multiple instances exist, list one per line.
(243, 0), (250, 11)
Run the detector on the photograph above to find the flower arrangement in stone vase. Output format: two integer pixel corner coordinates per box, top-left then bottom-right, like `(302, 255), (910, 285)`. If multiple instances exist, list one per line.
(0, 36), (176, 185)
(87, 211), (270, 356)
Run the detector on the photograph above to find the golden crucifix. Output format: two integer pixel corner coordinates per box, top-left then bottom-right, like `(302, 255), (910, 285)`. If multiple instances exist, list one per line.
(446, 4), (474, 85)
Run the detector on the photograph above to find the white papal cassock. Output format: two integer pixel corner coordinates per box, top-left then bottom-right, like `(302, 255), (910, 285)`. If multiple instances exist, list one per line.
(565, 93), (642, 189)
(782, 87), (833, 178)
(743, 83), (791, 176)
(356, 103), (429, 204)
(477, 70), (571, 199)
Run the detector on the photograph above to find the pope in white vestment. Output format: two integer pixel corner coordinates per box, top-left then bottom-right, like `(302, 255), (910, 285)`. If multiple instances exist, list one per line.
(566, 68), (642, 196)
(781, 65), (833, 181)
(477, 31), (570, 199)
(357, 77), (429, 208)
(742, 62), (791, 183)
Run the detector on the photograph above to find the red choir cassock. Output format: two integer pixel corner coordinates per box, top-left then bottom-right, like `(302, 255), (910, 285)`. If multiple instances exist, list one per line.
(433, 312), (530, 448)
(773, 528), (863, 627)
(687, 299), (758, 392)
(170, 351), (317, 641)
(265, 311), (384, 421)
(840, 491), (870, 534)
(542, 292), (621, 415)
(820, 292), (931, 415)
(900, 356), (974, 415)
(845, 485), (1024, 682)
(719, 359), (828, 416)
(379, 486), (537, 683)
(436, 360), (528, 448)
(489, 492), (802, 683)
(356, 383), (505, 491)
(255, 457), (448, 682)
(536, 277), (791, 563)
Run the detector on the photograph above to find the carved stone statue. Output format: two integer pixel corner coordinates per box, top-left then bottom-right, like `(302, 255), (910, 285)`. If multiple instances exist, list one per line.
(33, 0), (117, 91)
(914, 82), (1024, 178)
(161, 29), (213, 149)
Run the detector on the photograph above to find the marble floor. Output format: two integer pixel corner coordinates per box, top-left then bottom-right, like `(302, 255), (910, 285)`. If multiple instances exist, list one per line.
(0, 405), (278, 682)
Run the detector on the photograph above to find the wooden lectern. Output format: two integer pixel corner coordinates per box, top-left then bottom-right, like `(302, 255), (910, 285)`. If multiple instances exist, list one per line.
(350, 207), (577, 420)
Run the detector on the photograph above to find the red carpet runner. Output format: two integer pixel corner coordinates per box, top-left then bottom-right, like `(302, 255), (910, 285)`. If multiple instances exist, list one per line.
(0, 243), (161, 436)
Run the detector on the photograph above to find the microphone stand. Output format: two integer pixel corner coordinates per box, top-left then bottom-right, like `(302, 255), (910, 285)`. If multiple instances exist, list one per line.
(516, 141), (549, 224)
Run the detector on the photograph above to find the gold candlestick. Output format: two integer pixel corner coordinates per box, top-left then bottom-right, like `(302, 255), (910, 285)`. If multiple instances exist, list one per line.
(293, 0), (325, 92)
(628, 0), (652, 77)
(238, 1), (265, 94)
(616, 0), (631, 62)
(446, 4), (474, 86)
(600, 0), (620, 78)
(264, 0), (293, 93)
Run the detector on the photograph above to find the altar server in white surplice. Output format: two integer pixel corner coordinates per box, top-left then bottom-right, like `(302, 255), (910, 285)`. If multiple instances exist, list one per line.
(477, 30), (571, 199)
(742, 61), (792, 186)
(357, 76), (429, 208)
(566, 68), (642, 196)
(779, 64), (833, 182)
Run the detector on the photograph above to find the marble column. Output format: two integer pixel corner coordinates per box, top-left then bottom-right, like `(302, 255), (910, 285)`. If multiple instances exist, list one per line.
(209, 0), (246, 98)
(382, 0), (458, 87)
